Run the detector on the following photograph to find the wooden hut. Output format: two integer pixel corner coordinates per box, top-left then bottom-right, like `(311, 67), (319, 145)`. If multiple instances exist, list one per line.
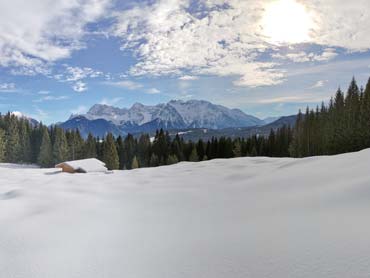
(55, 158), (107, 173)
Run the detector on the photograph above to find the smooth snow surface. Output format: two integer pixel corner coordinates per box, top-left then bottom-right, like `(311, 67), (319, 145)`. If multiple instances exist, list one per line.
(1, 150), (370, 277)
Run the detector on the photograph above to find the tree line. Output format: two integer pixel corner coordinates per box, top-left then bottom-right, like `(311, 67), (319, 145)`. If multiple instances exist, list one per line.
(0, 113), (293, 169)
(289, 77), (370, 157)
(0, 76), (369, 169)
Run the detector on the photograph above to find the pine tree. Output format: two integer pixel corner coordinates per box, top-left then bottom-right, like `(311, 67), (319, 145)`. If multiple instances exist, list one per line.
(53, 127), (69, 164)
(152, 129), (169, 164)
(131, 156), (139, 169)
(123, 134), (136, 169)
(84, 133), (97, 158)
(5, 115), (21, 163)
(0, 128), (5, 162)
(362, 78), (370, 147)
(38, 127), (53, 167)
(149, 153), (159, 167)
(167, 154), (179, 165)
(137, 134), (151, 167)
(205, 141), (212, 159)
(266, 129), (276, 156)
(233, 139), (242, 157)
(196, 140), (205, 160)
(19, 119), (31, 162)
(210, 137), (218, 159)
(250, 146), (258, 157)
(189, 147), (199, 162)
(96, 136), (104, 161)
(289, 110), (304, 157)
(103, 133), (119, 170)
(30, 124), (43, 163)
(171, 134), (185, 161)
(332, 88), (346, 153)
(67, 130), (84, 160)
(344, 78), (361, 151)
(116, 136), (125, 169)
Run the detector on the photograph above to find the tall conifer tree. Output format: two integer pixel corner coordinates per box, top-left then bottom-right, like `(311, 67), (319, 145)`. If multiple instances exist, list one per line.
(84, 133), (97, 158)
(103, 133), (119, 170)
(5, 115), (21, 163)
(0, 128), (5, 162)
(53, 127), (69, 164)
(38, 127), (53, 167)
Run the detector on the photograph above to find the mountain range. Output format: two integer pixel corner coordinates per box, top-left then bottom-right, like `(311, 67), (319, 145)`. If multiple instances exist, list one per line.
(61, 100), (269, 137)
(4, 99), (296, 139)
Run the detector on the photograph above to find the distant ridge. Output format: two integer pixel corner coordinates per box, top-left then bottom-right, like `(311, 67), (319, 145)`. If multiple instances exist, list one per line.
(60, 99), (265, 137)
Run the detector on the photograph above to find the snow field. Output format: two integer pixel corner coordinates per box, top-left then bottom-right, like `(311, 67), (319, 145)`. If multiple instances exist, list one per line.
(1, 150), (370, 277)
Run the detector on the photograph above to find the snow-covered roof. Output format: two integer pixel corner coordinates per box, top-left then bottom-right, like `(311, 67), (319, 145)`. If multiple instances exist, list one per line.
(56, 158), (107, 173)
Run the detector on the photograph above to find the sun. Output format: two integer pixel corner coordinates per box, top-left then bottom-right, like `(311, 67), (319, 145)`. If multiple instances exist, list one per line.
(261, 0), (313, 44)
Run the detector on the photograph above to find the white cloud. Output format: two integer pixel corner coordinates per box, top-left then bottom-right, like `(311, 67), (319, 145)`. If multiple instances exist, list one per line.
(310, 80), (328, 89)
(179, 75), (199, 81)
(54, 65), (105, 93)
(207, 61), (286, 88)
(272, 52), (311, 63)
(305, 0), (370, 51)
(272, 48), (338, 63)
(64, 66), (103, 82)
(105, 80), (159, 94)
(106, 80), (143, 90)
(43, 95), (69, 101)
(0, 83), (16, 92)
(312, 48), (338, 62)
(112, 0), (370, 87)
(1, 0), (369, 90)
(0, 0), (112, 74)
(146, 88), (160, 94)
(33, 95), (69, 103)
(112, 0), (281, 87)
(73, 81), (87, 93)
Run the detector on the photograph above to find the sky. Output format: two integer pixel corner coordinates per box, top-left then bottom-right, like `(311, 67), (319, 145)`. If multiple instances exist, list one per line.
(1, 0), (370, 124)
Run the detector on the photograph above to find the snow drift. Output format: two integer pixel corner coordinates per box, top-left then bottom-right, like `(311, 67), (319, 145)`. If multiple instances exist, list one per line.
(1, 149), (370, 277)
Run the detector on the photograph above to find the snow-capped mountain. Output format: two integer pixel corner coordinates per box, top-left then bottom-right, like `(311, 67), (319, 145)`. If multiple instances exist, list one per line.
(167, 100), (262, 129)
(61, 100), (264, 137)
(83, 100), (262, 128)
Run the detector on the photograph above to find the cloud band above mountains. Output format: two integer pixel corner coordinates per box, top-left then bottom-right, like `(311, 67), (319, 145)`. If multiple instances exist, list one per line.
(0, 0), (370, 88)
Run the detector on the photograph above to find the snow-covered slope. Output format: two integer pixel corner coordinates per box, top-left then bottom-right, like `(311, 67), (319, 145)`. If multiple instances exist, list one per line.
(77, 99), (263, 130)
(1, 150), (370, 277)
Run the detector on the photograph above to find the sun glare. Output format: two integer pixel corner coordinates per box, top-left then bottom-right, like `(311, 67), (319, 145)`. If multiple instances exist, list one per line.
(261, 0), (313, 44)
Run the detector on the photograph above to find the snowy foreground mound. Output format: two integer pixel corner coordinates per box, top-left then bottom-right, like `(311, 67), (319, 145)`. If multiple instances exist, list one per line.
(1, 150), (370, 278)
